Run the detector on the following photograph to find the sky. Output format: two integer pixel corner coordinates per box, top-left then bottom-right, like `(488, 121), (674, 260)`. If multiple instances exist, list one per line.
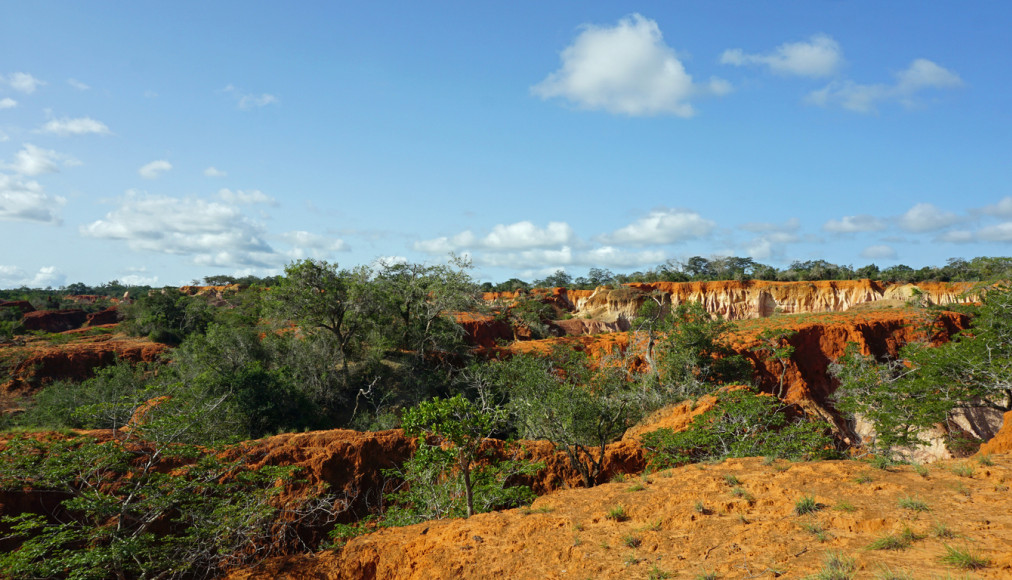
(1, 2), (1010, 288)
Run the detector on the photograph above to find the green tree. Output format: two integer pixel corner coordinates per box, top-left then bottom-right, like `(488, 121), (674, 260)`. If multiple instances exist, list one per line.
(400, 395), (509, 518)
(484, 348), (640, 487)
(750, 328), (798, 398)
(267, 260), (376, 386)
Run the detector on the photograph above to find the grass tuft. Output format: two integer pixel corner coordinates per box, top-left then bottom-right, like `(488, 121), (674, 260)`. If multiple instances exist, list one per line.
(794, 494), (822, 515)
(812, 551), (856, 580)
(606, 505), (629, 522)
(939, 544), (989, 570)
(897, 496), (930, 512)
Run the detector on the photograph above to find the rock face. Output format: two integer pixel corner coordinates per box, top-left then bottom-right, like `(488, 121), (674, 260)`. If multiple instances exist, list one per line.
(20, 309), (89, 333)
(0, 300), (35, 315)
(500, 281), (977, 337)
(85, 306), (120, 326)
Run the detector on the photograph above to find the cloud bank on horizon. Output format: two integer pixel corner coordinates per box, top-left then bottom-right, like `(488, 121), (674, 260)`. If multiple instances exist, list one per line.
(0, 4), (1008, 288)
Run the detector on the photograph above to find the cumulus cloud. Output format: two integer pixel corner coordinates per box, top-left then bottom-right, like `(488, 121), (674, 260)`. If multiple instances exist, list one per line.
(217, 188), (276, 205)
(860, 244), (898, 259)
(808, 58), (962, 113)
(979, 196), (1012, 218)
(119, 273), (159, 286)
(204, 166), (227, 178)
(138, 160), (172, 179)
(937, 230), (975, 243)
(744, 232), (801, 260)
(897, 202), (961, 233)
(0, 173), (65, 223)
(482, 221), (574, 249)
(977, 222), (1012, 242)
(720, 34), (843, 77)
(280, 230), (349, 259)
(823, 214), (888, 233)
(5, 144), (65, 176)
(414, 220), (574, 253)
(601, 208), (715, 245)
(0, 265), (65, 289)
(80, 191), (277, 267)
(0, 98), (16, 109)
(39, 116), (111, 136)
(3, 72), (45, 94)
(531, 13), (730, 117)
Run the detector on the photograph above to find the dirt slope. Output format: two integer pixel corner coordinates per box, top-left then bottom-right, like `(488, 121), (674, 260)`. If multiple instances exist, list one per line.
(232, 454), (1012, 579)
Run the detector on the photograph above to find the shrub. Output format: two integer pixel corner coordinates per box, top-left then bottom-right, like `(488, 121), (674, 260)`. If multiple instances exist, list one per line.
(794, 494), (821, 515)
(940, 544), (989, 570)
(642, 388), (837, 468)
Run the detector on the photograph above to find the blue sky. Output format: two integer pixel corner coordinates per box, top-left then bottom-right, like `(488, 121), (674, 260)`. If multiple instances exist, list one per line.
(1, 1), (1010, 287)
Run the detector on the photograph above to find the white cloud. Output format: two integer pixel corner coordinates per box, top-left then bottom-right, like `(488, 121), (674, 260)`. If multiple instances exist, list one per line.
(238, 93), (279, 110)
(67, 79), (90, 91)
(744, 232), (801, 260)
(5, 144), (61, 176)
(0, 173), (65, 223)
(414, 221), (573, 253)
(482, 221), (574, 249)
(721, 34), (843, 78)
(138, 160), (172, 179)
(860, 244), (898, 259)
(979, 196), (1012, 218)
(39, 116), (111, 136)
(280, 230), (349, 259)
(80, 191), (277, 267)
(823, 214), (888, 233)
(217, 188), (276, 205)
(937, 230), (974, 243)
(977, 222), (1012, 242)
(0, 98), (16, 109)
(808, 58), (962, 113)
(119, 273), (159, 286)
(4, 72), (45, 94)
(0, 265), (65, 289)
(204, 166), (227, 178)
(897, 202), (960, 233)
(531, 13), (730, 117)
(0, 130), (7, 142)
(601, 208), (715, 245)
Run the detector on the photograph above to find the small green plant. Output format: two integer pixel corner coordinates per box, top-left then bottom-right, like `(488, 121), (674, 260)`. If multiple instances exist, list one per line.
(867, 533), (911, 551)
(854, 472), (874, 484)
(898, 496), (930, 512)
(694, 500), (708, 514)
(730, 486), (754, 502)
(611, 472), (627, 483)
(835, 500), (857, 513)
(977, 455), (994, 467)
(870, 454), (893, 470)
(648, 565), (672, 580)
(606, 505), (629, 522)
(622, 534), (642, 548)
(951, 463), (974, 478)
(911, 463), (929, 478)
(951, 482), (971, 497)
(694, 571), (718, 580)
(795, 494), (822, 515)
(723, 474), (742, 486)
(939, 544), (989, 570)
(873, 565), (914, 580)
(813, 551), (856, 580)
(624, 554), (642, 566)
(643, 519), (663, 531)
(626, 482), (646, 492)
(572, 535), (582, 546)
(801, 522), (830, 542)
(932, 522), (957, 539)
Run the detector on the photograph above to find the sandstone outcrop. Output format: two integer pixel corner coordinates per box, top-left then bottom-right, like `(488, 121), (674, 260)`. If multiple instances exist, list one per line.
(505, 281), (978, 337)
(20, 309), (89, 333)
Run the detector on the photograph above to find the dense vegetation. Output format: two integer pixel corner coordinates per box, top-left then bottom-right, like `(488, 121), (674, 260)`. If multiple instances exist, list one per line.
(1, 255), (1009, 578)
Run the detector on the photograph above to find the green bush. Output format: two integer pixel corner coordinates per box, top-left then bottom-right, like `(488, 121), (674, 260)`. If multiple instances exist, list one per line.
(641, 388), (837, 468)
